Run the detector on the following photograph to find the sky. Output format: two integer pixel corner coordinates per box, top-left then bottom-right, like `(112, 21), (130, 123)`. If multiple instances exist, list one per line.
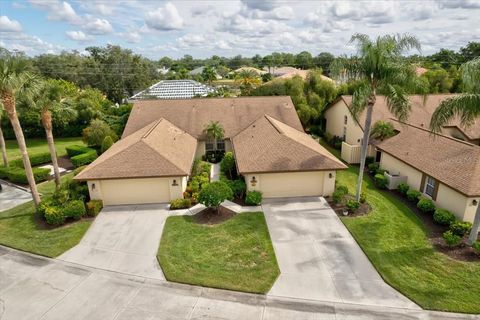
(0, 0), (480, 60)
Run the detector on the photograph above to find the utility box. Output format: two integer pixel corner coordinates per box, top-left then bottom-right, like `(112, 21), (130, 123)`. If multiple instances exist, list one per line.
(384, 171), (407, 190)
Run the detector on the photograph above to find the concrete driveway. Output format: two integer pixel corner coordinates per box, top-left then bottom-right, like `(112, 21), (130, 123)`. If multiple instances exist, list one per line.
(263, 197), (419, 309)
(59, 204), (169, 280)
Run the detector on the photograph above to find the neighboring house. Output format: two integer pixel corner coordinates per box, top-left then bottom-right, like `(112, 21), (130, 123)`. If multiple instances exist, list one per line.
(324, 94), (480, 164)
(264, 66), (300, 76)
(75, 96), (347, 205)
(376, 120), (480, 223)
(157, 66), (170, 75)
(228, 67), (267, 76)
(129, 80), (215, 100)
(189, 66), (222, 79)
(276, 69), (334, 83)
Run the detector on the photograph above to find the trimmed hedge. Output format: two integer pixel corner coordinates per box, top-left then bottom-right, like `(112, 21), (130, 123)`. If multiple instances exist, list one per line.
(406, 189), (422, 203)
(64, 200), (86, 220)
(10, 151), (52, 168)
(170, 198), (191, 210)
(397, 183), (409, 195)
(245, 191), (262, 206)
(44, 206), (65, 226)
(450, 221), (472, 237)
(4, 166), (50, 184)
(86, 200), (103, 217)
(71, 149), (98, 168)
(417, 198), (436, 213)
(66, 145), (93, 157)
(433, 209), (456, 226)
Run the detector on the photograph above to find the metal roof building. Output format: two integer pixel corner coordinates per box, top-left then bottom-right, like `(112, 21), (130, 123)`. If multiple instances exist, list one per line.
(129, 80), (215, 100)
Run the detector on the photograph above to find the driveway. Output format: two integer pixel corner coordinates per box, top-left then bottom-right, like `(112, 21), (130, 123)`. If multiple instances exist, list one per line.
(0, 181), (32, 212)
(59, 204), (169, 280)
(263, 197), (419, 309)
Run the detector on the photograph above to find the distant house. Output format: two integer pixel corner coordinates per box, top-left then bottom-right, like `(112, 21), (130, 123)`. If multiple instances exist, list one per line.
(229, 67), (267, 76)
(157, 66), (170, 75)
(276, 69), (334, 83)
(189, 66), (222, 79)
(129, 80), (215, 100)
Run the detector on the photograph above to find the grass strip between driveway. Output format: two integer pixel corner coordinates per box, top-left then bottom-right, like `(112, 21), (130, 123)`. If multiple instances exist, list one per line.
(158, 212), (280, 294)
(337, 166), (480, 314)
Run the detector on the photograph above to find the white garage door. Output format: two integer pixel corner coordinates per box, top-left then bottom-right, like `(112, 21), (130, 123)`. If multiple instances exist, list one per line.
(100, 178), (170, 205)
(259, 171), (324, 198)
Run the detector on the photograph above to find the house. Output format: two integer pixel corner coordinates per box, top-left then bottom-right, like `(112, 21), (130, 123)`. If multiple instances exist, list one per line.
(75, 96), (347, 205)
(276, 69), (334, 83)
(376, 120), (480, 223)
(229, 67), (267, 76)
(189, 66), (222, 79)
(324, 94), (480, 164)
(129, 80), (215, 100)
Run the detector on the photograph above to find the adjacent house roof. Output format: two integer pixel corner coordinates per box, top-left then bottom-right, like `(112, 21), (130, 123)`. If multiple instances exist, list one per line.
(232, 115), (347, 174)
(129, 80), (215, 100)
(276, 69), (334, 83)
(334, 94), (480, 141)
(376, 120), (480, 197)
(75, 118), (197, 180)
(122, 96), (303, 139)
(229, 67), (267, 75)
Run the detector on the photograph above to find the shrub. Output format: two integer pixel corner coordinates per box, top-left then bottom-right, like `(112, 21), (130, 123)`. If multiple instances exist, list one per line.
(333, 185), (349, 204)
(376, 169), (387, 176)
(5, 167), (50, 184)
(368, 163), (379, 174)
(37, 199), (52, 219)
(66, 145), (93, 158)
(417, 198), (436, 213)
(450, 221), (472, 237)
(472, 241), (480, 255)
(336, 185), (349, 194)
(86, 200), (103, 217)
(10, 152), (52, 168)
(245, 190), (263, 206)
(101, 135), (114, 154)
(365, 156), (375, 166)
(374, 173), (387, 189)
(433, 209), (456, 226)
(220, 152), (236, 179)
(406, 189), (422, 203)
(198, 181), (234, 209)
(346, 200), (360, 213)
(230, 179), (246, 199)
(64, 200), (86, 220)
(71, 149), (98, 168)
(170, 198), (191, 210)
(397, 183), (409, 195)
(82, 119), (118, 148)
(359, 192), (367, 204)
(443, 230), (462, 247)
(44, 206), (65, 226)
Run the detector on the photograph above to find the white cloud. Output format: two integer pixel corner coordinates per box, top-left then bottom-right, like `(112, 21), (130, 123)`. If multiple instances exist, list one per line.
(65, 30), (92, 42)
(436, 0), (480, 9)
(145, 2), (183, 31)
(85, 18), (114, 35)
(0, 16), (22, 32)
(122, 31), (141, 43)
(241, 0), (281, 11)
(29, 0), (81, 24)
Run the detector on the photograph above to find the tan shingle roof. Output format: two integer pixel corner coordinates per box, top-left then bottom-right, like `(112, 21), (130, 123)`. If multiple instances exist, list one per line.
(277, 69), (334, 82)
(339, 94), (480, 141)
(232, 115), (347, 174)
(122, 96), (303, 139)
(377, 120), (480, 196)
(75, 118), (197, 180)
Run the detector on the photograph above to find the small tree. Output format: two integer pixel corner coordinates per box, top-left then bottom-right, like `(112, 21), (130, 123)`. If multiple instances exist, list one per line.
(220, 151), (235, 179)
(197, 181), (233, 213)
(101, 135), (114, 153)
(204, 121), (224, 152)
(82, 119), (117, 148)
(370, 121), (395, 141)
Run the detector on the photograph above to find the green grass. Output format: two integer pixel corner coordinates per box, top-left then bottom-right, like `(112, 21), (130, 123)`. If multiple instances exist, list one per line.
(337, 166), (480, 314)
(158, 212), (280, 294)
(6, 137), (84, 161)
(0, 175), (91, 258)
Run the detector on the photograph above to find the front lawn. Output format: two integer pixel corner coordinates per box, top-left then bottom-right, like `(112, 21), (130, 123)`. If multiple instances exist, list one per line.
(6, 137), (84, 161)
(337, 166), (480, 314)
(158, 212), (280, 293)
(0, 175), (91, 257)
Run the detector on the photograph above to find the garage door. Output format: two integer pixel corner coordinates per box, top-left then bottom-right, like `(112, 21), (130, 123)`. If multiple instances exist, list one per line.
(259, 171), (324, 198)
(100, 178), (170, 205)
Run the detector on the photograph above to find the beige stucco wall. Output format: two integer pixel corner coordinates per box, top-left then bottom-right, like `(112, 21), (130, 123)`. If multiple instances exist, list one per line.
(87, 176), (187, 206)
(324, 101), (364, 145)
(380, 153), (423, 190)
(195, 141), (205, 159)
(245, 171), (334, 198)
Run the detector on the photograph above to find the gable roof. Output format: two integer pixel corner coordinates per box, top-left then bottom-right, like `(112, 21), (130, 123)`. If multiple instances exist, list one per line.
(276, 69), (334, 83)
(376, 120), (480, 197)
(122, 96), (303, 139)
(334, 94), (480, 141)
(75, 118), (197, 180)
(232, 115), (347, 174)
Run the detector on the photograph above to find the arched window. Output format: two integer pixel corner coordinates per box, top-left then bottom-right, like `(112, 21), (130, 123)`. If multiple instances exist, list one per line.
(344, 115), (348, 125)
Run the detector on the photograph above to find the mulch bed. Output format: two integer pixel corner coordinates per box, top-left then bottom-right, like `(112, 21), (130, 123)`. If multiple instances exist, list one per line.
(57, 156), (74, 171)
(192, 206), (237, 225)
(330, 194), (372, 217)
(232, 197), (250, 207)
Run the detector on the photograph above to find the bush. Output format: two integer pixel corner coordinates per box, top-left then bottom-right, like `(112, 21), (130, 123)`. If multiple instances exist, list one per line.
(64, 200), (86, 220)
(229, 179), (246, 199)
(86, 200), (103, 217)
(368, 163), (379, 174)
(450, 221), (472, 237)
(406, 189), (422, 203)
(374, 173), (388, 189)
(346, 200), (360, 213)
(198, 181), (234, 209)
(5, 167), (50, 184)
(245, 190), (263, 206)
(397, 183), (409, 195)
(433, 209), (456, 226)
(10, 152), (52, 168)
(365, 156), (375, 166)
(0, 166), (8, 179)
(101, 135), (114, 154)
(333, 185), (349, 204)
(66, 145), (93, 158)
(336, 185), (349, 194)
(44, 206), (65, 226)
(359, 192), (367, 204)
(71, 149), (98, 168)
(82, 119), (118, 148)
(417, 198), (436, 213)
(37, 199), (52, 219)
(170, 198), (191, 210)
(220, 152), (236, 179)
(376, 169), (387, 176)
(472, 241), (480, 255)
(443, 230), (462, 247)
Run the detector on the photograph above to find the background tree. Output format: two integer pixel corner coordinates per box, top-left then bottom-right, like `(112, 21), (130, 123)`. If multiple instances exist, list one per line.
(0, 56), (42, 206)
(429, 58), (480, 245)
(370, 121), (395, 140)
(202, 66), (217, 85)
(235, 70), (261, 95)
(82, 119), (118, 148)
(331, 33), (423, 201)
(314, 52), (335, 75)
(204, 121), (224, 151)
(295, 51), (313, 70)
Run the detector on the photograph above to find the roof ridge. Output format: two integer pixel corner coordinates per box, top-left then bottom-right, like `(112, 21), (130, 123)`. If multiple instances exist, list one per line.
(142, 118), (163, 139)
(264, 115), (284, 134)
(139, 140), (188, 175)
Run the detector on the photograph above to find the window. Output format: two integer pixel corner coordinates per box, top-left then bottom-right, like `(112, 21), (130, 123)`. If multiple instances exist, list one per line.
(424, 176), (436, 197)
(216, 139), (225, 151)
(205, 137), (214, 151)
(344, 115), (348, 125)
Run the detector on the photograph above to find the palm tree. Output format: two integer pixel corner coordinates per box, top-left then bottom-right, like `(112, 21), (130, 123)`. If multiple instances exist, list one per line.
(204, 121), (224, 151)
(370, 120), (396, 141)
(0, 56), (42, 207)
(331, 34), (423, 202)
(0, 105), (8, 167)
(202, 66), (217, 86)
(235, 70), (261, 95)
(429, 58), (480, 245)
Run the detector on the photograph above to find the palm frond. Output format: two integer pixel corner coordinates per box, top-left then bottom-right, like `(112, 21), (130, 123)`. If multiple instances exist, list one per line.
(350, 83), (372, 120)
(461, 58), (480, 93)
(384, 84), (411, 122)
(430, 94), (480, 133)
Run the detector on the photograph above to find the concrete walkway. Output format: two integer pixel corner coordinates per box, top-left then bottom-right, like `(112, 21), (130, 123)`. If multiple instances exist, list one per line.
(59, 204), (169, 280)
(0, 246), (474, 320)
(0, 180), (32, 212)
(263, 197), (419, 310)
(210, 162), (221, 181)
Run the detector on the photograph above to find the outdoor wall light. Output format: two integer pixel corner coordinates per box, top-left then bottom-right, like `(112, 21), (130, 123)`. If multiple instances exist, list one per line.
(172, 179), (178, 186)
(92, 183), (95, 190)
(250, 176), (257, 186)
(329, 173), (333, 179)
(473, 199), (478, 206)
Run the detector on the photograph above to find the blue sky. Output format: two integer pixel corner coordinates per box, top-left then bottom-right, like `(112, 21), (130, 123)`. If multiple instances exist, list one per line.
(1, 0), (480, 59)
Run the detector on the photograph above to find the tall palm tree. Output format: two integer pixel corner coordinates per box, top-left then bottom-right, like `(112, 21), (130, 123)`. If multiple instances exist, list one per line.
(0, 56), (42, 207)
(204, 121), (224, 151)
(430, 58), (480, 245)
(235, 70), (261, 95)
(0, 105), (8, 167)
(202, 66), (217, 86)
(331, 34), (423, 201)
